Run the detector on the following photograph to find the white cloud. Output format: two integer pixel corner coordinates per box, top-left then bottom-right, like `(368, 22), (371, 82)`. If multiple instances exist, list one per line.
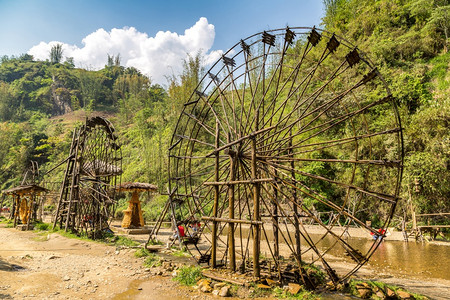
(28, 17), (223, 85)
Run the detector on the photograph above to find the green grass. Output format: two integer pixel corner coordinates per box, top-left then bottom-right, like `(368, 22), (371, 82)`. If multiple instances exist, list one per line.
(134, 247), (151, 258)
(170, 248), (190, 257)
(0, 218), (14, 228)
(146, 239), (163, 246)
(348, 280), (428, 300)
(173, 265), (203, 286)
(144, 253), (162, 268)
(34, 221), (50, 231)
(33, 222), (140, 247)
(107, 235), (140, 247)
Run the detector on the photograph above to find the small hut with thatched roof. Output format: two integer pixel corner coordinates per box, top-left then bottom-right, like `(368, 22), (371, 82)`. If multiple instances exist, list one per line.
(2, 184), (48, 229)
(117, 182), (157, 228)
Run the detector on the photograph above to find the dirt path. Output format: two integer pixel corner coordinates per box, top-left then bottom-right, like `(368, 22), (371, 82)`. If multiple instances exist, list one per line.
(1, 225), (449, 299)
(0, 225), (195, 299)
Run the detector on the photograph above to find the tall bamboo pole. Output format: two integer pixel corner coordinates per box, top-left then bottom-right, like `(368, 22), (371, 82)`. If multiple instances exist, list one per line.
(272, 168), (279, 261)
(252, 110), (260, 278)
(211, 121), (220, 267)
(228, 149), (236, 271)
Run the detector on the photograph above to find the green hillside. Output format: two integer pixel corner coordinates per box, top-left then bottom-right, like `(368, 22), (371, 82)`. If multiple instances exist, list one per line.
(0, 0), (448, 223)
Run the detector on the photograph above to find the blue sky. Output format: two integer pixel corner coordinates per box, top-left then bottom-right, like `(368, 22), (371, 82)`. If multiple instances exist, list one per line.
(0, 0), (325, 83)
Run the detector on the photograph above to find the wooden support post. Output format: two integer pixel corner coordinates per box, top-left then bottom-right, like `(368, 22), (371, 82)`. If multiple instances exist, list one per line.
(272, 168), (279, 262)
(289, 133), (301, 262)
(26, 195), (33, 230)
(252, 111), (260, 278)
(228, 150), (236, 271)
(13, 195), (19, 227)
(211, 121), (220, 268)
(290, 130), (307, 286)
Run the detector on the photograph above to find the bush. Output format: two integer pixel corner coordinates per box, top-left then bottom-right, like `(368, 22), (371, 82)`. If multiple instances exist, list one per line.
(173, 265), (202, 286)
(34, 222), (50, 231)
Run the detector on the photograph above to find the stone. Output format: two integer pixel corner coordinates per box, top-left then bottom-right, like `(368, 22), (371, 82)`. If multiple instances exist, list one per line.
(212, 289), (220, 296)
(200, 285), (213, 293)
(356, 282), (372, 299)
(197, 279), (212, 287)
(371, 286), (386, 300)
(63, 275), (70, 281)
(256, 284), (271, 289)
(219, 286), (231, 297)
(265, 278), (277, 286)
(47, 255), (60, 260)
(397, 290), (414, 299)
(213, 282), (227, 289)
(385, 287), (396, 298)
(376, 290), (387, 300)
(288, 283), (302, 295)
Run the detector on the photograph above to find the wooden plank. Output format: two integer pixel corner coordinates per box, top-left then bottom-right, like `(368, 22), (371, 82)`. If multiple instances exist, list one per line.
(201, 216), (264, 225)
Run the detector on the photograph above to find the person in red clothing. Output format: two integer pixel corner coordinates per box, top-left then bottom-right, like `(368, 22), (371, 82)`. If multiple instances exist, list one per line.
(177, 225), (185, 237)
(370, 228), (386, 240)
(170, 224), (185, 241)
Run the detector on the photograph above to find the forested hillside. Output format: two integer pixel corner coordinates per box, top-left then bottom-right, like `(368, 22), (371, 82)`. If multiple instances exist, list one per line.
(0, 0), (448, 222)
(322, 0), (449, 215)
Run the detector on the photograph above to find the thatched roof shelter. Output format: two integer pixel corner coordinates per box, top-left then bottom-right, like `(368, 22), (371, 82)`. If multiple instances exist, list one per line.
(2, 184), (48, 196)
(116, 182), (158, 192)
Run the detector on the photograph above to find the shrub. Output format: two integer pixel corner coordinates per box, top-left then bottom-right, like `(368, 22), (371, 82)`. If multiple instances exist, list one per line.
(173, 265), (202, 286)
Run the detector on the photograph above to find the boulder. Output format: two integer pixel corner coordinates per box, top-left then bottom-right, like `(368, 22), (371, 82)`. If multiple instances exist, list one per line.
(355, 282), (372, 299)
(288, 283), (302, 295)
(197, 278), (213, 293)
(397, 290), (415, 299)
(385, 287), (396, 298)
(213, 282), (227, 289)
(200, 285), (213, 293)
(219, 286), (231, 297)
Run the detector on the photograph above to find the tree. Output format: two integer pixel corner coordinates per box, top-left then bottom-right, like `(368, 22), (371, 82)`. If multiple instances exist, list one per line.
(50, 44), (63, 64)
(428, 5), (450, 52)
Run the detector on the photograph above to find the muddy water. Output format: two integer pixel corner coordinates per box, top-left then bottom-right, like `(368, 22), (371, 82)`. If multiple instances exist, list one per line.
(308, 234), (450, 280)
(223, 226), (450, 281)
(365, 239), (450, 280)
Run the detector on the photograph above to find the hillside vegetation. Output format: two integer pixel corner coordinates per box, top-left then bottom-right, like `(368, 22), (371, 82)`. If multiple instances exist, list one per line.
(0, 0), (448, 224)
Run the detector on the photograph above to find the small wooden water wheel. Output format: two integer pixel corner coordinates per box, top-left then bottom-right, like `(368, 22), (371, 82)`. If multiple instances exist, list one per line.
(168, 27), (403, 285)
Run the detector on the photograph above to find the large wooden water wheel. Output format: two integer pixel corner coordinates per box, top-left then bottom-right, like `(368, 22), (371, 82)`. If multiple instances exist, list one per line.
(53, 116), (122, 238)
(168, 27), (403, 285)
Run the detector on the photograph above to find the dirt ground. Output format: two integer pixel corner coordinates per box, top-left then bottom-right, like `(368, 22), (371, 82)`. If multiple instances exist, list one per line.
(1, 224), (449, 300)
(0, 224), (197, 300)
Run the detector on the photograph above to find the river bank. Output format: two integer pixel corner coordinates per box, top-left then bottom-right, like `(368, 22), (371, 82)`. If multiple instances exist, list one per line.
(1, 223), (449, 299)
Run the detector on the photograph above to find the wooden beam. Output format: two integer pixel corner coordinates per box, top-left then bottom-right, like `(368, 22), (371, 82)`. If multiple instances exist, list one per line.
(203, 178), (274, 185)
(202, 216), (264, 225)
